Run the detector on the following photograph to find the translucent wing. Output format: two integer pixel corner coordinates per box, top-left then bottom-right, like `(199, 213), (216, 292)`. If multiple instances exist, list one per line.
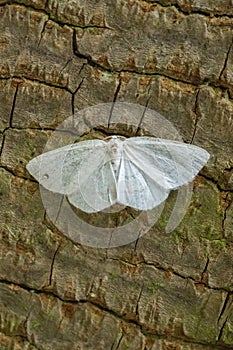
(27, 135), (210, 213)
(123, 137), (210, 190)
(68, 157), (117, 213)
(117, 157), (169, 210)
(26, 140), (107, 195)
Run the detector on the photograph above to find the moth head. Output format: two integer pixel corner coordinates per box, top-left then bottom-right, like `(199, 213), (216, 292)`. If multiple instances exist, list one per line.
(104, 135), (125, 156)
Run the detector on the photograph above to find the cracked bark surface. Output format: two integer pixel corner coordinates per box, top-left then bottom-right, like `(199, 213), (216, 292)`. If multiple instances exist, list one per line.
(0, 1), (233, 349)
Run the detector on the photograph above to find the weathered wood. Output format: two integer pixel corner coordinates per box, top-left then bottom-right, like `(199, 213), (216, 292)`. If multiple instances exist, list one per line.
(0, 1), (233, 349)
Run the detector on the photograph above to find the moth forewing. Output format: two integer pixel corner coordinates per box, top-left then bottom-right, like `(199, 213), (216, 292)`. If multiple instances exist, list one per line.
(26, 136), (210, 213)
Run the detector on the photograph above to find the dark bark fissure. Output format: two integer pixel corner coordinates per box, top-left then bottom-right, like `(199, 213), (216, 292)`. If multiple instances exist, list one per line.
(107, 257), (232, 293)
(217, 317), (228, 344)
(0, 134), (6, 157)
(199, 173), (233, 194)
(72, 29), (228, 91)
(37, 18), (49, 48)
(1, 1), (233, 32)
(49, 244), (61, 286)
(142, 0), (233, 18)
(73, 29), (109, 73)
(59, 58), (73, 76)
(0, 279), (232, 349)
(111, 330), (124, 350)
(217, 293), (231, 324)
(0, 1), (111, 30)
(107, 78), (122, 128)
(71, 76), (85, 117)
(201, 257), (209, 284)
(9, 84), (19, 128)
(135, 285), (144, 319)
(0, 165), (37, 183)
(190, 88), (201, 144)
(219, 38), (233, 81)
(0, 75), (73, 94)
(217, 292), (232, 342)
(136, 94), (151, 135)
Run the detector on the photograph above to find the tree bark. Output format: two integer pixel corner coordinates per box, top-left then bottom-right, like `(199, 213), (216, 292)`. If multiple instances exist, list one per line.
(0, 1), (233, 349)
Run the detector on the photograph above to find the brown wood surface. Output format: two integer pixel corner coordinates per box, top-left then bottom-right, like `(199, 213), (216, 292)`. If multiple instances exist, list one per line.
(0, 1), (233, 349)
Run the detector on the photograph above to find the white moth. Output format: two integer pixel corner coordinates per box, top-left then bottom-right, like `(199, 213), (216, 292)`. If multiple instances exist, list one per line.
(26, 136), (210, 213)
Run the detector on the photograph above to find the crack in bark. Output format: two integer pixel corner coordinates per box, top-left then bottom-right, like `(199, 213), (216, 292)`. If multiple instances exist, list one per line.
(2, 125), (58, 133)
(107, 256), (233, 293)
(0, 2), (112, 30)
(1, 0), (233, 37)
(4, 74), (72, 92)
(73, 28), (111, 74)
(217, 292), (232, 342)
(201, 257), (209, 284)
(219, 38), (233, 81)
(224, 166), (233, 172)
(0, 278), (232, 349)
(133, 228), (144, 253)
(0, 165), (37, 183)
(1, 66), (232, 102)
(1, 2), (233, 96)
(1, 163), (232, 252)
(217, 292), (231, 324)
(190, 88), (201, 144)
(136, 94), (151, 135)
(217, 318), (228, 345)
(73, 45), (233, 96)
(48, 243), (61, 286)
(71, 76), (85, 116)
(59, 58), (73, 76)
(143, 0), (233, 18)
(44, 0), (49, 10)
(0, 75), (73, 94)
(53, 195), (65, 225)
(9, 84), (19, 128)
(107, 77), (122, 128)
(199, 173), (233, 194)
(1, 124), (81, 139)
(0, 134), (6, 157)
(72, 28), (227, 90)
(37, 17), (49, 48)
(135, 285), (143, 319)
(0, 124), (79, 163)
(111, 329), (124, 350)
(73, 30), (200, 85)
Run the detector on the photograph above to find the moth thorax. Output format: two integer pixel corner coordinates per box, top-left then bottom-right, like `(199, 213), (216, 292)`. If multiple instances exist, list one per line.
(107, 137), (123, 159)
